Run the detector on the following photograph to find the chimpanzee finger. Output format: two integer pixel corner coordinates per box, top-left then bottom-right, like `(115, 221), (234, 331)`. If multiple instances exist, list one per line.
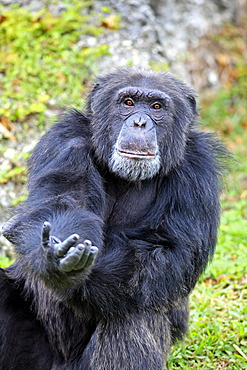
(73, 241), (98, 271)
(60, 244), (84, 272)
(55, 234), (79, 257)
(72, 241), (92, 270)
(42, 222), (51, 248)
(82, 246), (99, 270)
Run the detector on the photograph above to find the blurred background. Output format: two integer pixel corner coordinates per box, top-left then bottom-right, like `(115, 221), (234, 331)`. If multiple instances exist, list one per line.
(0, 0), (246, 368)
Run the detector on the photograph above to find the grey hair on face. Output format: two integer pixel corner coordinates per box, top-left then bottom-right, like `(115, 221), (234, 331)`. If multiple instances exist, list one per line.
(110, 149), (161, 182)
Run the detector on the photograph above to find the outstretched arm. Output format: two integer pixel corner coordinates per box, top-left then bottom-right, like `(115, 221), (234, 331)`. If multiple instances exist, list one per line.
(3, 111), (105, 292)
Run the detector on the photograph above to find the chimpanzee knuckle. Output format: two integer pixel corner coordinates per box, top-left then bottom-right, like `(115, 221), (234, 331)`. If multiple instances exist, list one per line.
(82, 244), (91, 257)
(60, 259), (74, 272)
(60, 251), (82, 272)
(83, 253), (97, 270)
(72, 257), (87, 271)
(54, 245), (65, 258)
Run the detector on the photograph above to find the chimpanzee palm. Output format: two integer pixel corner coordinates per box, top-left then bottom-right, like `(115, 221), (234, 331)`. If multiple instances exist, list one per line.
(0, 69), (226, 369)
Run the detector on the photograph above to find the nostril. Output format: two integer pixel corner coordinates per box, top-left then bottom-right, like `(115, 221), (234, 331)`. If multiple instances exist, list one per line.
(134, 120), (146, 128)
(133, 119), (140, 127)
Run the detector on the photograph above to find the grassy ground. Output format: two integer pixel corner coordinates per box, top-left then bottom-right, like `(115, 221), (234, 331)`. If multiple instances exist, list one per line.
(0, 3), (246, 369)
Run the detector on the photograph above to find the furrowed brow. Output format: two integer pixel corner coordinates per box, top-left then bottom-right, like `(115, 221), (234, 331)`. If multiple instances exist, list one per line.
(117, 87), (169, 101)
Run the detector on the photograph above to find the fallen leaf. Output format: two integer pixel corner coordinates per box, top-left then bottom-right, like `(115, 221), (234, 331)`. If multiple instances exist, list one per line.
(0, 122), (16, 141)
(101, 14), (120, 30)
(215, 53), (230, 67)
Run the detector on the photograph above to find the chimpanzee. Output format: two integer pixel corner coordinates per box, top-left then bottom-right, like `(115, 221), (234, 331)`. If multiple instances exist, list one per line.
(0, 69), (227, 369)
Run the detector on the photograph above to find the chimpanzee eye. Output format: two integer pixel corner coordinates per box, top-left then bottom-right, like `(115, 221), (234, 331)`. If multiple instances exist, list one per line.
(124, 98), (134, 106)
(152, 102), (162, 110)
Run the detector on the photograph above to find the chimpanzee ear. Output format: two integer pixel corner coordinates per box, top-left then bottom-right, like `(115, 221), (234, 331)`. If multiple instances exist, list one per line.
(178, 80), (197, 114)
(186, 94), (197, 114)
(85, 82), (101, 114)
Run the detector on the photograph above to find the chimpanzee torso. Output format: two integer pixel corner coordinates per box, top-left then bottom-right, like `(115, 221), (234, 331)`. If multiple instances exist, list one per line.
(0, 69), (227, 370)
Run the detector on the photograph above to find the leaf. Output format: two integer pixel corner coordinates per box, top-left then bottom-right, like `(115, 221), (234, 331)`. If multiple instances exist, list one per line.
(0, 121), (16, 141)
(215, 53), (230, 67)
(233, 344), (247, 361)
(29, 102), (46, 113)
(101, 14), (120, 30)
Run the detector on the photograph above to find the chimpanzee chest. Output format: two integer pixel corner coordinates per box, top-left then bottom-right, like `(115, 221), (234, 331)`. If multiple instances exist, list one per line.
(105, 180), (156, 228)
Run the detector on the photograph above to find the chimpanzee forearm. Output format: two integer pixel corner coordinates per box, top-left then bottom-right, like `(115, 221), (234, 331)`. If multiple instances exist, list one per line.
(3, 201), (216, 317)
(3, 202), (103, 288)
(4, 210), (134, 315)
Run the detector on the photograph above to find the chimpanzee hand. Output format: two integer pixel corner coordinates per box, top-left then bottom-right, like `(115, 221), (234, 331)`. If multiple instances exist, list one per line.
(41, 222), (99, 272)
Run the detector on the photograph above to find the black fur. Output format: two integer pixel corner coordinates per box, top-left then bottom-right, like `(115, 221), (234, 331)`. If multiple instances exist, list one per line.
(1, 69), (227, 369)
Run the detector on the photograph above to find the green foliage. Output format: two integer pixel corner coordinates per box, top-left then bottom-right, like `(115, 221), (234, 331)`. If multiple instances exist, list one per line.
(0, 1), (110, 123)
(200, 22), (247, 178)
(0, 256), (12, 268)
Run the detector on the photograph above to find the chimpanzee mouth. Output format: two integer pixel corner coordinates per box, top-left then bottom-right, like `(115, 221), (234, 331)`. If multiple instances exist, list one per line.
(117, 149), (157, 159)
(111, 148), (161, 181)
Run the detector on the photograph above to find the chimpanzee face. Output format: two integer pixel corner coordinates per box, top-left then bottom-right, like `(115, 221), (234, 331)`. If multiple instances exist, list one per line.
(109, 87), (172, 181)
(88, 70), (197, 181)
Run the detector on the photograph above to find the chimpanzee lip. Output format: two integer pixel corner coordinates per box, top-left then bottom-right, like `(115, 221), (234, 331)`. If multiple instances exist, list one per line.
(117, 149), (156, 159)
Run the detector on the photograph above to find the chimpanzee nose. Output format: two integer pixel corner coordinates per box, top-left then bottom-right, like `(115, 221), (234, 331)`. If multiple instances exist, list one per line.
(133, 117), (147, 128)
